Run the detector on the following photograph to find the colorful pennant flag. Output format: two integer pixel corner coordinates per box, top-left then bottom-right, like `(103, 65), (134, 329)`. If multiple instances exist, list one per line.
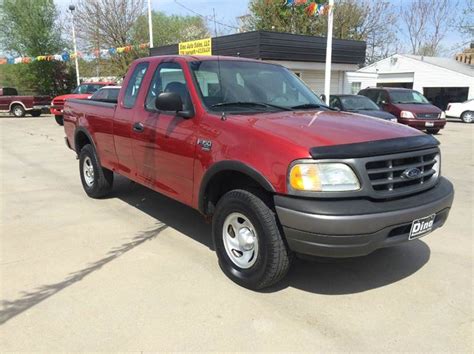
(0, 43), (150, 65)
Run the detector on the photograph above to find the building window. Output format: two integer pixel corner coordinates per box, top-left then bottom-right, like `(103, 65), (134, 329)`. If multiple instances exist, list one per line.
(351, 82), (361, 94)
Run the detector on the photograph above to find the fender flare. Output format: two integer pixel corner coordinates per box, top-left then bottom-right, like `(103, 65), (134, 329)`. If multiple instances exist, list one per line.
(74, 127), (97, 154)
(198, 160), (276, 214)
(9, 101), (27, 111)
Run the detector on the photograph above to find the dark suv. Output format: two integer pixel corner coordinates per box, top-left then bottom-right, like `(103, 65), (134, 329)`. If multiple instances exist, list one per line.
(359, 87), (446, 134)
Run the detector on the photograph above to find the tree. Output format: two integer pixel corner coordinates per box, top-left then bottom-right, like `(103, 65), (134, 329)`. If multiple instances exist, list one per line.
(247, 0), (397, 64)
(0, 0), (74, 95)
(402, 0), (457, 56)
(74, 0), (147, 76)
(132, 11), (210, 46)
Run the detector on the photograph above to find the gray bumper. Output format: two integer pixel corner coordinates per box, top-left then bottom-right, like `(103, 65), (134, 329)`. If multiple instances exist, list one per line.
(275, 177), (454, 258)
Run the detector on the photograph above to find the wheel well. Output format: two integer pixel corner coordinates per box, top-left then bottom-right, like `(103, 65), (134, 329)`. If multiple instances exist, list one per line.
(202, 170), (273, 215)
(9, 102), (25, 111)
(75, 131), (91, 152)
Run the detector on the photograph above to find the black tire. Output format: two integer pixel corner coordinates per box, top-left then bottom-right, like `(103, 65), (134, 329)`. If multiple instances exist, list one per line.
(79, 144), (113, 198)
(212, 189), (292, 290)
(11, 104), (25, 117)
(30, 110), (41, 117)
(427, 128), (440, 135)
(55, 115), (64, 125)
(461, 111), (474, 123)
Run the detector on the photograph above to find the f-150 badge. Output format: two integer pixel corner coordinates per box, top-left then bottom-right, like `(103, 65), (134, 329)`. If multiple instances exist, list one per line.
(197, 139), (212, 151)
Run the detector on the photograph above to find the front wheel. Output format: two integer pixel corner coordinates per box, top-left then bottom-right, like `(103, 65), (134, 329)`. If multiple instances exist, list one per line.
(427, 128), (440, 134)
(212, 189), (292, 290)
(55, 115), (63, 125)
(11, 104), (25, 117)
(461, 111), (473, 123)
(79, 144), (113, 198)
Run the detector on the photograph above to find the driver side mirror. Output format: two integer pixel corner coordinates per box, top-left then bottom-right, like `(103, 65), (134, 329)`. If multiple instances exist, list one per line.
(155, 92), (193, 118)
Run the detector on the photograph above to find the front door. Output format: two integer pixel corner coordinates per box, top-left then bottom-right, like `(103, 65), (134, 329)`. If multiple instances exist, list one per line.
(131, 61), (198, 205)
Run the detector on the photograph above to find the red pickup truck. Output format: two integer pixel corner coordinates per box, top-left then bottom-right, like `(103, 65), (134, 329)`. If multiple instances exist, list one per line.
(63, 56), (454, 289)
(51, 81), (116, 125)
(0, 87), (50, 117)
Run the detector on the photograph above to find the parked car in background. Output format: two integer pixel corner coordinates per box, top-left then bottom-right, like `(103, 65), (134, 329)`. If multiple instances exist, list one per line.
(62, 55), (454, 290)
(329, 94), (398, 122)
(89, 86), (121, 103)
(359, 87), (446, 134)
(445, 99), (474, 123)
(0, 87), (50, 117)
(51, 81), (116, 125)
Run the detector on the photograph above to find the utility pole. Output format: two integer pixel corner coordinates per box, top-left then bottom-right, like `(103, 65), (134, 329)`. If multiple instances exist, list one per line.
(147, 0), (154, 48)
(69, 4), (80, 86)
(323, 0), (334, 105)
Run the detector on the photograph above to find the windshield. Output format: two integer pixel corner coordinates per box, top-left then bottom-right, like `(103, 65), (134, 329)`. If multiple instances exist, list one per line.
(389, 90), (430, 104)
(189, 60), (326, 112)
(340, 96), (380, 110)
(73, 84), (104, 94)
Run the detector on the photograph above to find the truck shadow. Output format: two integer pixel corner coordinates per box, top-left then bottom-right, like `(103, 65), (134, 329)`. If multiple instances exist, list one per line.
(110, 175), (430, 295)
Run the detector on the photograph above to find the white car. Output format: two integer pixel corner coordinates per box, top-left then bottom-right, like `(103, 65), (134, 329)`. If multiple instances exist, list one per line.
(445, 99), (474, 123)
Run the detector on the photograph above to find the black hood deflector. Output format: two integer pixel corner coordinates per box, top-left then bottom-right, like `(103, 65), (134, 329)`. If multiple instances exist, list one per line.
(309, 135), (439, 159)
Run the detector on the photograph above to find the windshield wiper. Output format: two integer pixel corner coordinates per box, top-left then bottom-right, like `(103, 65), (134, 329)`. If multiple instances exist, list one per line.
(211, 101), (293, 111)
(291, 103), (334, 110)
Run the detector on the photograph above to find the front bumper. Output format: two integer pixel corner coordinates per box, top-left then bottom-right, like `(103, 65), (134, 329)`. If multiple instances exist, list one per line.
(399, 118), (446, 130)
(275, 177), (454, 258)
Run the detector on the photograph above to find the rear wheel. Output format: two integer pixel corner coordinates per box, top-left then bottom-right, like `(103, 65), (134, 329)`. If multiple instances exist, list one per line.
(55, 115), (64, 125)
(461, 111), (473, 123)
(79, 144), (113, 198)
(427, 128), (440, 134)
(212, 189), (292, 290)
(30, 110), (41, 117)
(11, 104), (25, 117)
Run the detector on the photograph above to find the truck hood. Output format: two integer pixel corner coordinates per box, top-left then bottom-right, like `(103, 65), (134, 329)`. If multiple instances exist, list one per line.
(392, 103), (441, 114)
(235, 110), (422, 150)
(52, 93), (91, 102)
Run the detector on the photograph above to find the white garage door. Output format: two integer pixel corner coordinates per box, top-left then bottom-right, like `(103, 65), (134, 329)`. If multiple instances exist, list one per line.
(299, 70), (341, 95)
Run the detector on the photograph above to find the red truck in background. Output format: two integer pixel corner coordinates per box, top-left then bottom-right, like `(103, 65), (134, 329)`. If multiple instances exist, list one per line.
(51, 81), (115, 125)
(0, 87), (51, 117)
(63, 56), (454, 289)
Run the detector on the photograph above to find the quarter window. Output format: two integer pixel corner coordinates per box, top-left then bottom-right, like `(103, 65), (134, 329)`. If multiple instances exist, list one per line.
(123, 62), (149, 108)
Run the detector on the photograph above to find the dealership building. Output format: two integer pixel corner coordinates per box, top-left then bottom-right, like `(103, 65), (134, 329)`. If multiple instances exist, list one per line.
(150, 30), (366, 96)
(353, 54), (474, 110)
(150, 31), (473, 110)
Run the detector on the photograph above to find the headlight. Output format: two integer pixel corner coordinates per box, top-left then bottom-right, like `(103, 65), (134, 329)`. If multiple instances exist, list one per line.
(289, 162), (360, 192)
(439, 111), (446, 119)
(400, 111), (415, 118)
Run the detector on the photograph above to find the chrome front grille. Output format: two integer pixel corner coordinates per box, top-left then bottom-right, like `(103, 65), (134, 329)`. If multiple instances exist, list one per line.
(365, 150), (439, 195)
(416, 113), (439, 119)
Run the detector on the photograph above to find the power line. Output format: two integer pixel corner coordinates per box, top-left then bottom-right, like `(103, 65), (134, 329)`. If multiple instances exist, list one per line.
(173, 0), (240, 31)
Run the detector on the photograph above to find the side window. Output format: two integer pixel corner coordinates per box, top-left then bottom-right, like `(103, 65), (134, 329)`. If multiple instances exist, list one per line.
(377, 91), (389, 105)
(91, 89), (107, 101)
(123, 62), (149, 108)
(145, 62), (191, 111)
(365, 90), (378, 103)
(329, 97), (341, 109)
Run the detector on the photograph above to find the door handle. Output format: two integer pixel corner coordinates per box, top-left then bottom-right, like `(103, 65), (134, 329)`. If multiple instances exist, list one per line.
(133, 122), (144, 133)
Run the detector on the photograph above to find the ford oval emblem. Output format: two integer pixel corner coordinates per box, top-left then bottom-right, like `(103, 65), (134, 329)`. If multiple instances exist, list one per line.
(402, 167), (422, 179)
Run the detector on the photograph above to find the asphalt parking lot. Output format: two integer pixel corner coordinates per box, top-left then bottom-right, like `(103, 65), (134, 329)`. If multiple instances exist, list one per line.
(0, 114), (472, 351)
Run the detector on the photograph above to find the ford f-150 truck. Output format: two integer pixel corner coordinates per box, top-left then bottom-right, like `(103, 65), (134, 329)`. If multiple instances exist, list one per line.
(0, 87), (51, 117)
(63, 56), (454, 289)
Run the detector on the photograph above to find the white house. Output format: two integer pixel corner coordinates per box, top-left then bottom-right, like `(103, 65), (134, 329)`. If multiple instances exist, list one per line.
(344, 54), (474, 110)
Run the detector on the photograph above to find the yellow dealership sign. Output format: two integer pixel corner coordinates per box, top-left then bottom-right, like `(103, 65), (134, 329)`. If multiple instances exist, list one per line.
(179, 38), (212, 56)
